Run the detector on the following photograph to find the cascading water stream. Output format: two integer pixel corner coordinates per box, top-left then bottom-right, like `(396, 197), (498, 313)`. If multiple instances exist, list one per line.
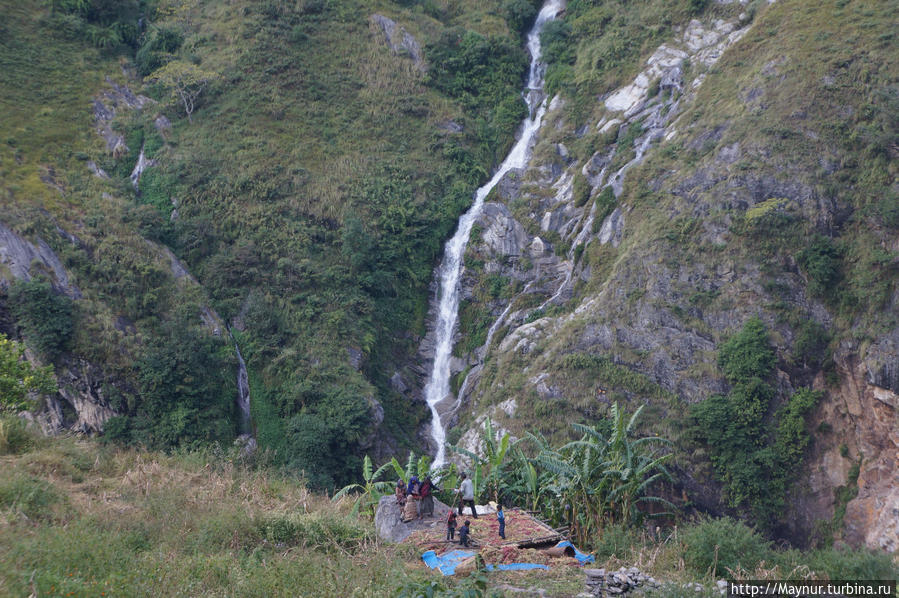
(423, 0), (563, 469)
(228, 329), (252, 436)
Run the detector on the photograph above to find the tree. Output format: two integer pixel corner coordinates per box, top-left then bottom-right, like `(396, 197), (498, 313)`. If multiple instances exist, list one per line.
(0, 334), (57, 413)
(149, 60), (220, 122)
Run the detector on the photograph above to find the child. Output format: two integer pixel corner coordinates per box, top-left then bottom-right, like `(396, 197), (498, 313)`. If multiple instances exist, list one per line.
(446, 510), (457, 540)
(458, 520), (471, 547)
(496, 503), (505, 539)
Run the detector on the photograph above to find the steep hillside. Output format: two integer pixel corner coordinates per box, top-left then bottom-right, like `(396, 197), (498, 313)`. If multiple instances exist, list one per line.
(0, 0), (547, 488)
(2, 0), (897, 553)
(440, 0), (898, 549)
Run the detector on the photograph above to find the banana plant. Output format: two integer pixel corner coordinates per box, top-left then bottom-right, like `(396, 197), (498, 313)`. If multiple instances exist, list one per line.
(332, 454), (396, 519)
(448, 417), (514, 503)
(534, 403), (675, 544)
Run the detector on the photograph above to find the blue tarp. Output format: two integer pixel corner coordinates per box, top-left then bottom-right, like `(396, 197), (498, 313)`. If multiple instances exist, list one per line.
(485, 563), (549, 572)
(422, 540), (593, 576)
(421, 550), (476, 576)
(554, 541), (595, 564)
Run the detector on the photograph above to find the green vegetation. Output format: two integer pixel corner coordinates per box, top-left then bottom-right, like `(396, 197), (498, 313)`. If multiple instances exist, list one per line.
(0, 334), (57, 413)
(681, 517), (771, 578)
(528, 404), (673, 546)
(3, 424), (896, 596)
(0, 0), (547, 489)
(8, 280), (75, 361)
(540, 0), (713, 105)
(691, 319), (821, 528)
(0, 424), (442, 597)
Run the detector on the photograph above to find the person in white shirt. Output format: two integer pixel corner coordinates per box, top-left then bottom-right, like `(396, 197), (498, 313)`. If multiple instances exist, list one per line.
(454, 473), (478, 518)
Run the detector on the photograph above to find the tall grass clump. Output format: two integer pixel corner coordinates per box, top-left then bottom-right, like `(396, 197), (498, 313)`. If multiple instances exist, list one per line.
(0, 416), (44, 455)
(681, 517), (772, 578)
(0, 473), (66, 521)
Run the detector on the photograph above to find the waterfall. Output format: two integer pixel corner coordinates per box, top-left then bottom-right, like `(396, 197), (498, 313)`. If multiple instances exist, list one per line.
(423, 0), (563, 469)
(229, 330), (252, 436)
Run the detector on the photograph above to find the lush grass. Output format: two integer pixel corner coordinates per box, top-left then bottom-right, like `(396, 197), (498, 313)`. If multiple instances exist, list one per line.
(0, 423), (438, 597)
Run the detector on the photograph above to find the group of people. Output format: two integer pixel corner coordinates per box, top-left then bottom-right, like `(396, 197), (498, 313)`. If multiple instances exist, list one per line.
(394, 471), (508, 547)
(446, 503), (505, 547)
(395, 474), (434, 522)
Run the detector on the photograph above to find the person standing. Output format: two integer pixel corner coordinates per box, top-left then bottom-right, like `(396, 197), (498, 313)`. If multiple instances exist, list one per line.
(454, 473), (478, 518)
(446, 510), (457, 541)
(419, 475), (434, 518)
(496, 503), (505, 539)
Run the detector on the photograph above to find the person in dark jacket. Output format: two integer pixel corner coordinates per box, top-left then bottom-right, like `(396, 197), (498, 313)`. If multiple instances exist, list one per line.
(458, 520), (471, 547)
(407, 475), (420, 496)
(496, 503), (505, 539)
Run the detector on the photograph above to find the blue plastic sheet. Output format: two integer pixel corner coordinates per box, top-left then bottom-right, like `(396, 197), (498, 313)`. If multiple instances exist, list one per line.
(421, 549), (476, 576)
(485, 563), (549, 572)
(554, 540), (595, 564)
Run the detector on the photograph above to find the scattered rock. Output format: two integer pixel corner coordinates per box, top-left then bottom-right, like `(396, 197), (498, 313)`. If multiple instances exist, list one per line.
(370, 14), (426, 70)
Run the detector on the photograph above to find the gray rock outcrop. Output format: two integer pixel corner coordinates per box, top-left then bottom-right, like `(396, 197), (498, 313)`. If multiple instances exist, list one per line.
(0, 222), (81, 298)
(370, 14), (426, 71)
(374, 494), (451, 543)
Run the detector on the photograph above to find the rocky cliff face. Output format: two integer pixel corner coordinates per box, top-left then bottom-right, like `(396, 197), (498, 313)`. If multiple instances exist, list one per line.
(421, 3), (899, 551)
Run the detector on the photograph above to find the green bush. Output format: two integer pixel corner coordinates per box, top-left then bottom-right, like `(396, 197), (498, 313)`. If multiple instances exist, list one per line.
(504, 0), (539, 35)
(797, 235), (842, 298)
(593, 523), (640, 561)
(594, 187), (617, 228)
(681, 517), (772, 577)
(256, 512), (370, 552)
(573, 173), (591, 207)
(135, 25), (184, 76)
(0, 473), (65, 520)
(102, 415), (131, 444)
(806, 546), (898, 580)
(716, 317), (774, 383)
(8, 280), (75, 361)
(692, 320), (819, 527)
(0, 416), (42, 455)
(793, 320), (831, 368)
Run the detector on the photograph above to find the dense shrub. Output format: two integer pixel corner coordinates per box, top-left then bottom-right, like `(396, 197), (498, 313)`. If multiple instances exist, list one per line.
(692, 319), (820, 528)
(0, 473), (65, 520)
(504, 0), (539, 35)
(797, 235), (842, 298)
(48, 0), (141, 48)
(129, 310), (235, 449)
(681, 517), (772, 577)
(716, 317), (774, 383)
(135, 26), (184, 76)
(0, 416), (43, 455)
(806, 546), (898, 580)
(8, 280), (75, 361)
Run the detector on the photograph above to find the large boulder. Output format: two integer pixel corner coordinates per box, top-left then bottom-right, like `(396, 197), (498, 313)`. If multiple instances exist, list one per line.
(374, 494), (451, 543)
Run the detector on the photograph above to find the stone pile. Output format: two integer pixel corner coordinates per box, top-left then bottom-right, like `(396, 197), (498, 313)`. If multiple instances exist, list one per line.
(583, 567), (660, 597)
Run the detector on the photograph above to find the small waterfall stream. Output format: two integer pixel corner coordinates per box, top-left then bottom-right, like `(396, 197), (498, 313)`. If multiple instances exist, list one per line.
(229, 330), (252, 436)
(423, 0), (563, 469)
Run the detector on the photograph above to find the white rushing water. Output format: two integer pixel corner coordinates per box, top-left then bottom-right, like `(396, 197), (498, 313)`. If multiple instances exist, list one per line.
(228, 330), (252, 435)
(424, 0), (563, 469)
